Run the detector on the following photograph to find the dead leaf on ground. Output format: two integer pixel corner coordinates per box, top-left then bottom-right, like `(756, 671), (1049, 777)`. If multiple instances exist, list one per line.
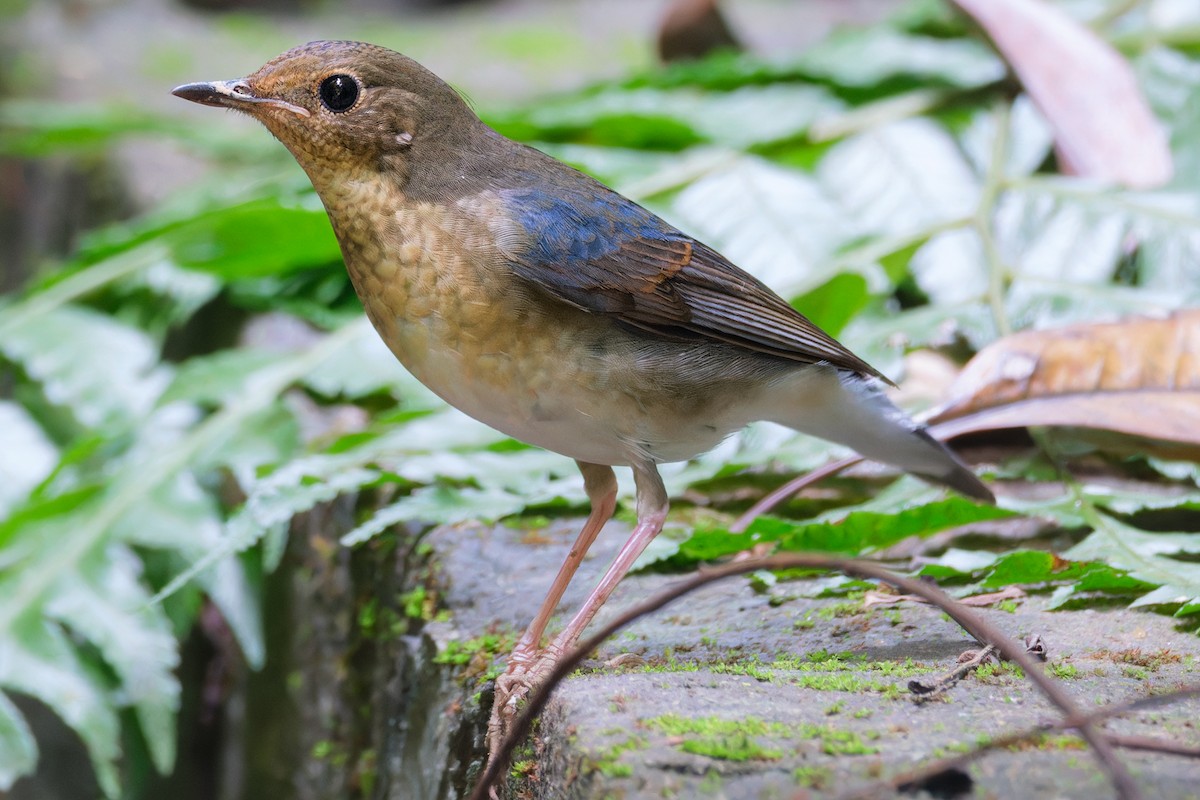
(952, 0), (1172, 188)
(928, 310), (1200, 458)
(863, 586), (1026, 609)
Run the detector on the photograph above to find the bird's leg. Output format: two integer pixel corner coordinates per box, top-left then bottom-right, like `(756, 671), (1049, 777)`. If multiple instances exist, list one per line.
(488, 462), (617, 749)
(540, 464), (668, 665)
(487, 462), (668, 762)
(503, 462), (617, 674)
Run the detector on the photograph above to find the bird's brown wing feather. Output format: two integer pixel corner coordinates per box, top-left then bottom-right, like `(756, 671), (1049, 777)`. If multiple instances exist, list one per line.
(508, 217), (884, 381)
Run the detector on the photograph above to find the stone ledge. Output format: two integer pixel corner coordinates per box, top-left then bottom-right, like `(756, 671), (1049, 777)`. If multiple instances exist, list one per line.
(425, 519), (1200, 799)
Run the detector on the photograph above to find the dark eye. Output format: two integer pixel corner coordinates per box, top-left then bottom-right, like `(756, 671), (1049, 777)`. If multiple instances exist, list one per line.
(319, 74), (359, 112)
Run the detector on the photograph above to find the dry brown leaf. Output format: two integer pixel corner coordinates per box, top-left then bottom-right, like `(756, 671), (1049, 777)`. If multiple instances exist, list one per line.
(952, 0), (1172, 188)
(863, 586), (1026, 609)
(928, 310), (1200, 455)
(657, 0), (743, 63)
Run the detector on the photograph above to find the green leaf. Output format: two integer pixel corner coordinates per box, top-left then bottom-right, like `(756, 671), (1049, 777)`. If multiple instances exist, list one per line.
(341, 485), (529, 546)
(671, 155), (862, 296)
(915, 547), (1000, 581)
(993, 178), (1200, 332)
(1065, 512), (1200, 609)
(980, 550), (1058, 588)
(0, 402), (57, 518)
(790, 272), (871, 337)
(43, 545), (179, 773)
(0, 617), (121, 797)
(959, 98), (1054, 180)
(0, 102), (194, 156)
(658, 495), (1011, 568)
(621, 51), (801, 91)
(0, 691), (37, 791)
(1080, 480), (1200, 515)
(301, 328), (440, 402)
(0, 305), (171, 431)
(980, 550), (1087, 589)
(494, 84), (843, 150)
(798, 27), (1004, 91)
(110, 260), (223, 336)
(159, 349), (281, 407)
(817, 118), (982, 303)
(163, 196), (341, 279)
(1138, 47), (1200, 189)
(109, 471), (266, 668)
(533, 143), (677, 188)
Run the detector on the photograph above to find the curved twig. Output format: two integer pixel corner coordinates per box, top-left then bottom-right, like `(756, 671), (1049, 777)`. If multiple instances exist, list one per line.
(730, 455), (861, 532)
(470, 554), (1141, 800)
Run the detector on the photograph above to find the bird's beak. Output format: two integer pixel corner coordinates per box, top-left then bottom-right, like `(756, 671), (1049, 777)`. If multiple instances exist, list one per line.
(171, 79), (311, 118)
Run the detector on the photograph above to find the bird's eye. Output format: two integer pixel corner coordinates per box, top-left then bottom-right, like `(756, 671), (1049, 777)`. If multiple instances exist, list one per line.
(319, 74), (359, 112)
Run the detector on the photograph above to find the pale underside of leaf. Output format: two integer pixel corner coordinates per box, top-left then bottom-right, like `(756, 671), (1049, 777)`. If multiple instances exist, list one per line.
(0, 692), (37, 791)
(0, 619), (121, 798)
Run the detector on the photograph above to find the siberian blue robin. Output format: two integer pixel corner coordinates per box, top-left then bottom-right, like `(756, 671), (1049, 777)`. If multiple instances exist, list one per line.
(174, 40), (992, 761)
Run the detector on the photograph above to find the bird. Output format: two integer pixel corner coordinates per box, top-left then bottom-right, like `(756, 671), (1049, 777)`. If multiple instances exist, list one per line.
(173, 40), (992, 765)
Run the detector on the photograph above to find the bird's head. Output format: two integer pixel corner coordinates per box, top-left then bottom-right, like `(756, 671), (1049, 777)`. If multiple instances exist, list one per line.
(173, 40), (480, 185)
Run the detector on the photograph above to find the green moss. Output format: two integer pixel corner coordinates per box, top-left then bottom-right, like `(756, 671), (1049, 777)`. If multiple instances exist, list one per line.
(793, 673), (894, 694)
(599, 762), (634, 778)
(1123, 666), (1149, 681)
(615, 648), (927, 698)
(681, 733), (783, 761)
(357, 597), (408, 639)
(645, 714), (789, 738)
(586, 734), (647, 779)
(643, 715), (880, 761)
(434, 633), (514, 667)
(356, 748), (377, 798)
(399, 586), (432, 620)
(793, 615), (816, 630)
(810, 726), (879, 756)
(1048, 662), (1080, 680)
(816, 601), (863, 620)
(710, 660), (773, 682)
(310, 739), (348, 767)
(1008, 733), (1087, 752)
(975, 661), (1024, 682)
(792, 765), (832, 789)
(698, 769), (723, 793)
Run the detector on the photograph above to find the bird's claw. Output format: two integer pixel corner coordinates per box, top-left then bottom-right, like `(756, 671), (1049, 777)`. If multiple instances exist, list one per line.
(484, 648), (561, 775)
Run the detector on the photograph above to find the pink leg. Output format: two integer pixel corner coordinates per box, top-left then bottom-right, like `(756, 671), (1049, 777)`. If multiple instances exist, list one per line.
(543, 462), (668, 660)
(487, 461), (668, 760)
(488, 461), (617, 750)
(507, 461), (617, 669)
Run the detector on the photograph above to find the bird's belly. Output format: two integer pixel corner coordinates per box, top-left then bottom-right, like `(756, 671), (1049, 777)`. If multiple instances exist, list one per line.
(405, 342), (638, 465)
(350, 272), (629, 464)
(359, 282), (749, 466)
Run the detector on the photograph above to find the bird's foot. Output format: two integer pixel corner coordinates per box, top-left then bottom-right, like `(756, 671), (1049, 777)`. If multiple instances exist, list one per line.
(485, 646), (562, 772)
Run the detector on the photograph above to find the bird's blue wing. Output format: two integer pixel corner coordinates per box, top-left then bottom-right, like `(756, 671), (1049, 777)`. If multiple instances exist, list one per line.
(499, 183), (882, 379)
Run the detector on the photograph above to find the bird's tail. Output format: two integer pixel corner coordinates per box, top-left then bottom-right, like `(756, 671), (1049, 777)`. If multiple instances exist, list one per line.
(767, 369), (993, 503)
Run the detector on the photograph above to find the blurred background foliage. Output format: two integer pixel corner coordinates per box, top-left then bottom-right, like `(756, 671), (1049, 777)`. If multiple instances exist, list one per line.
(1, 0), (1199, 796)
